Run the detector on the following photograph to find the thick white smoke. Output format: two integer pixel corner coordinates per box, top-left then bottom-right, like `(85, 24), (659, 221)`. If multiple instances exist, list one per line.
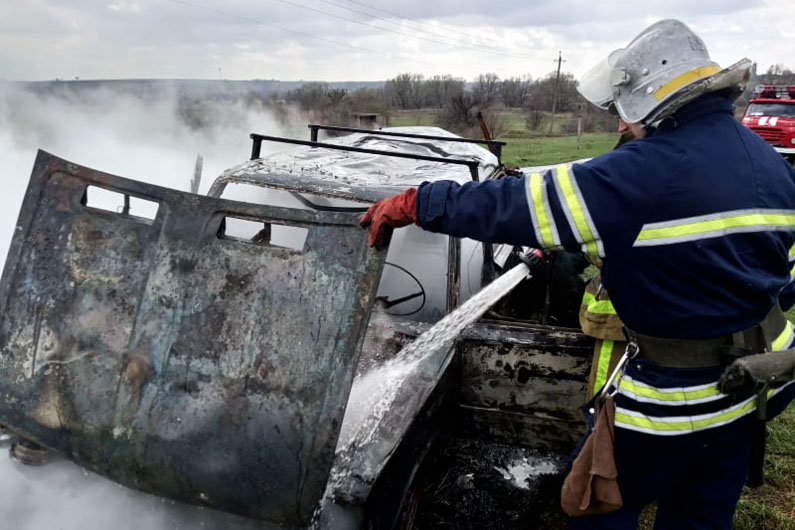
(0, 81), (294, 265)
(0, 82), (296, 529)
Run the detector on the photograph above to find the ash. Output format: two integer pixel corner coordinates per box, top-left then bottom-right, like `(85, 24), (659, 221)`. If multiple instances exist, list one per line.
(411, 439), (568, 530)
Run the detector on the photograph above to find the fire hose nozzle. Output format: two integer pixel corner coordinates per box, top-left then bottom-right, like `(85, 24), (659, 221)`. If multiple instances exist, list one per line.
(519, 248), (547, 270)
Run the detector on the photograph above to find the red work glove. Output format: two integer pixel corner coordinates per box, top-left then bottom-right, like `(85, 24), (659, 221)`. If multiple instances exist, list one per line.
(359, 188), (418, 248)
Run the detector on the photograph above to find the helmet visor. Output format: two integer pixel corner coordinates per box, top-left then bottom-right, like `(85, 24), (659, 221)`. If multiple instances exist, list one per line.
(577, 49), (624, 109)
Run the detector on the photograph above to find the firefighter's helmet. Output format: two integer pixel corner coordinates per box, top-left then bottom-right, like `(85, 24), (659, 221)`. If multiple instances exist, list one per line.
(577, 19), (752, 124)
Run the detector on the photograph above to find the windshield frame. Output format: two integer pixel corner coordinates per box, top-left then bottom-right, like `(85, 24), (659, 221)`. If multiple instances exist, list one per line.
(746, 102), (795, 118)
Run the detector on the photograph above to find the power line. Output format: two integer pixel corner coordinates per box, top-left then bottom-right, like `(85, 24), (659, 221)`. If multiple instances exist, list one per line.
(340, 0), (540, 59)
(268, 0), (478, 52)
(168, 0), (385, 57)
(267, 0), (536, 60)
(341, 0), (464, 37)
(312, 0), (537, 59)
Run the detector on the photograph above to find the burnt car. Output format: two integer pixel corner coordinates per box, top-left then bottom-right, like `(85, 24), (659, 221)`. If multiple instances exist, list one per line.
(0, 125), (593, 530)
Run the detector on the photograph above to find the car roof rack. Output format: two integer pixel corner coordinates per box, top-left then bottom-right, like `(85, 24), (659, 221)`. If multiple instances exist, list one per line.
(248, 133), (482, 182)
(307, 124), (506, 164)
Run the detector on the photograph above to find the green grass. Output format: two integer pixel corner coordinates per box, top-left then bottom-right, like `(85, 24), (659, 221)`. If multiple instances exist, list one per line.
(637, 408), (795, 530)
(499, 133), (617, 167)
(734, 405), (795, 529)
(387, 110), (437, 127)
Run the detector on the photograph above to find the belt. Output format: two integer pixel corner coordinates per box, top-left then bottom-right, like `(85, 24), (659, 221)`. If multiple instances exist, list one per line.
(630, 306), (787, 368)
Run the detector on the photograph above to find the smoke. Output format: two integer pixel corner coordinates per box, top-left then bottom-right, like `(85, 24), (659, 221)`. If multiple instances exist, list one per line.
(0, 81), (296, 265)
(0, 448), (274, 530)
(0, 82), (298, 529)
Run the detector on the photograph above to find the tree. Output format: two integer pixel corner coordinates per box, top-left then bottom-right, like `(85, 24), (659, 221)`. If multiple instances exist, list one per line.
(760, 64), (795, 85)
(423, 75), (444, 108)
(437, 92), (480, 133)
(326, 88), (348, 108)
(285, 82), (329, 111)
(500, 75), (532, 107)
(472, 73), (501, 105)
(524, 108), (546, 131)
(525, 71), (579, 113)
(385, 73), (412, 109)
(349, 87), (388, 113)
(766, 64), (793, 76)
(385, 73), (424, 109)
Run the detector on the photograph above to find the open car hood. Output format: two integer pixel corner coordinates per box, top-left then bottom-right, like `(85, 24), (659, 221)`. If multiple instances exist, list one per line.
(0, 151), (386, 526)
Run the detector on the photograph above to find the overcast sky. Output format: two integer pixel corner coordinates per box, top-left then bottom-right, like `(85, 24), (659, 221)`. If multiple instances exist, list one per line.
(1, 0), (793, 82)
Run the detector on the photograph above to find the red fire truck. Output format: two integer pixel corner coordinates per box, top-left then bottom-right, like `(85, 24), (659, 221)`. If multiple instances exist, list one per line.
(741, 85), (795, 164)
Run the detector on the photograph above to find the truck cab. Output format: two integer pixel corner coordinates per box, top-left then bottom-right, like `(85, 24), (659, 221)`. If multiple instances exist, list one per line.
(741, 84), (795, 163)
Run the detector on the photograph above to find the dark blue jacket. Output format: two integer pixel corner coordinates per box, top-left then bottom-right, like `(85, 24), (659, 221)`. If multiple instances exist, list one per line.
(416, 94), (795, 338)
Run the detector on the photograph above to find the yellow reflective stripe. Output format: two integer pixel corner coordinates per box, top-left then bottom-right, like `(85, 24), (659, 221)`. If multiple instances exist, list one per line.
(654, 65), (721, 101)
(618, 378), (721, 403)
(773, 322), (794, 351)
(615, 397), (757, 433)
(528, 172), (557, 247)
(637, 212), (795, 244)
(593, 339), (614, 398)
(554, 165), (599, 255)
(582, 291), (617, 315)
(615, 381), (794, 435)
(788, 243), (795, 260)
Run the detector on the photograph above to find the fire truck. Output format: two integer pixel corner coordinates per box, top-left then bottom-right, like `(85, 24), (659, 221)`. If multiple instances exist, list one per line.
(741, 84), (795, 163)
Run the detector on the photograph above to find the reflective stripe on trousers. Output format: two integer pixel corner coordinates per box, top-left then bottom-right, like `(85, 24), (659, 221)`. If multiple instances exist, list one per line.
(613, 322), (795, 435)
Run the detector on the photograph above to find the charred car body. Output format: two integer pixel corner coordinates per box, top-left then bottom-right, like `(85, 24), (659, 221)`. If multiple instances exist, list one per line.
(0, 126), (593, 530)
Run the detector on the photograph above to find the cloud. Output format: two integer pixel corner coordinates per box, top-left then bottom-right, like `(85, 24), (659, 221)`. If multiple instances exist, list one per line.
(0, 0), (790, 81)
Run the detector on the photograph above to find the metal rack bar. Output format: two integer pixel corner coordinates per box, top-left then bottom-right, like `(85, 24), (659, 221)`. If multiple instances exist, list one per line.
(249, 133), (481, 181)
(308, 124), (505, 163)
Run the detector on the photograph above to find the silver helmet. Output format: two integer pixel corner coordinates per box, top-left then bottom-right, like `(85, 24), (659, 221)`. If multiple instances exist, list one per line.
(577, 19), (752, 124)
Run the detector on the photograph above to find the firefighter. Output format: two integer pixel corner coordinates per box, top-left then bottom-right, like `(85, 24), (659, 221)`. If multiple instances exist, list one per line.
(361, 19), (795, 530)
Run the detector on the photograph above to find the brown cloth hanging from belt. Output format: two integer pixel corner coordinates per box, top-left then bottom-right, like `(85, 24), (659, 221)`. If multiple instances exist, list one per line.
(561, 394), (623, 516)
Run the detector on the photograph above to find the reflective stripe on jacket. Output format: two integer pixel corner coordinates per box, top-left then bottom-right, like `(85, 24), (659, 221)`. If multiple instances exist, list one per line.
(580, 275), (624, 341)
(416, 93), (795, 339)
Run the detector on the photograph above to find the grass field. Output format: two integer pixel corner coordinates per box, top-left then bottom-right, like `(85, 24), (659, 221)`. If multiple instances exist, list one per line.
(499, 134), (616, 167)
(385, 108), (618, 168)
(734, 405), (795, 529)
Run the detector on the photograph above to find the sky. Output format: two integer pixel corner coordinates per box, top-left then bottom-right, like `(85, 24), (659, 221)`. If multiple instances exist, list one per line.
(1, 0), (793, 82)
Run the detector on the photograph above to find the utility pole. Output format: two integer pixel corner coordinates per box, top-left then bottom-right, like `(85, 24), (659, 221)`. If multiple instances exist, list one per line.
(549, 51), (566, 135)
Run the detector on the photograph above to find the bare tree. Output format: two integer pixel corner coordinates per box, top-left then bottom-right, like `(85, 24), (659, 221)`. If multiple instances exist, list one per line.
(286, 82), (330, 111)
(479, 109), (510, 139)
(500, 75), (532, 107)
(437, 92), (480, 134)
(472, 73), (501, 105)
(524, 108), (546, 131)
(409, 74), (425, 108)
(385, 73), (414, 109)
(526, 72), (579, 113)
(442, 76), (465, 102)
(326, 88), (348, 108)
(349, 87), (388, 114)
(760, 64), (795, 85)
(423, 75), (444, 108)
